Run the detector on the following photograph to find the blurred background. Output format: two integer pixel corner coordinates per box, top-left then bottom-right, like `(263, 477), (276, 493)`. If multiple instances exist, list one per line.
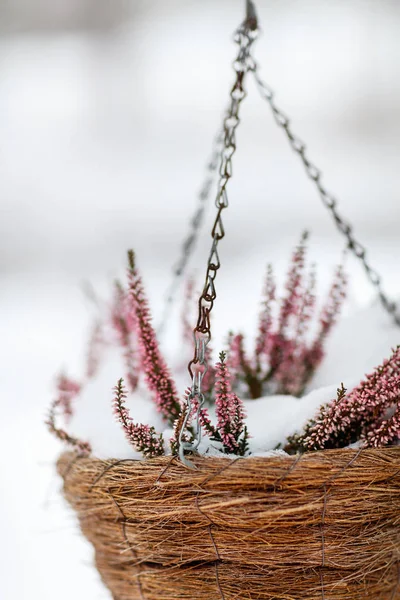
(1, 1), (400, 598)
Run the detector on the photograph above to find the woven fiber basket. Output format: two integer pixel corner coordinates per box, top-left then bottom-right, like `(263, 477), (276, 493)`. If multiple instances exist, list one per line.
(58, 448), (400, 600)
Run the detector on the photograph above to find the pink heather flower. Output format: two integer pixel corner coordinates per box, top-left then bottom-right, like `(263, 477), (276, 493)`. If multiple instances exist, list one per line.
(215, 352), (247, 454)
(295, 267), (316, 342)
(86, 319), (103, 379)
(310, 263), (347, 359)
(335, 348), (400, 433)
(295, 264), (347, 388)
(273, 268), (315, 397)
(302, 383), (348, 450)
(227, 235), (347, 399)
(348, 373), (400, 422)
(255, 263), (276, 366)
(273, 338), (300, 395)
(277, 230), (308, 334)
(46, 398), (91, 456)
(291, 347), (400, 451)
(364, 403), (400, 447)
(266, 233), (312, 394)
(111, 282), (138, 392)
(57, 374), (81, 395)
(113, 378), (164, 458)
(286, 269), (315, 395)
(56, 373), (81, 421)
(127, 250), (181, 425)
(227, 332), (241, 375)
(229, 393), (247, 446)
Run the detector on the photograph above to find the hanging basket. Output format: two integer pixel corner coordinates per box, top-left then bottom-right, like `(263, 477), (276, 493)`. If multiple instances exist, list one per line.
(58, 448), (400, 600)
(50, 3), (400, 599)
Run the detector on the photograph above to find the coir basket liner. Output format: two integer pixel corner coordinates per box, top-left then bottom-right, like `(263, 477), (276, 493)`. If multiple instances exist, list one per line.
(58, 448), (400, 600)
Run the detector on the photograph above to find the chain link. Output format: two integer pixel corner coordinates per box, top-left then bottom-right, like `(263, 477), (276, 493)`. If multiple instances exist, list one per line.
(157, 128), (224, 338)
(250, 64), (400, 325)
(179, 4), (259, 466)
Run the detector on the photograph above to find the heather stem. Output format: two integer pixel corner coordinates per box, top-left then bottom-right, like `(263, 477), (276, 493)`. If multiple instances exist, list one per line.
(113, 377), (164, 458)
(127, 250), (181, 425)
(86, 320), (103, 379)
(255, 263), (276, 372)
(111, 281), (138, 392)
(277, 230), (308, 335)
(46, 398), (91, 456)
(215, 352), (247, 454)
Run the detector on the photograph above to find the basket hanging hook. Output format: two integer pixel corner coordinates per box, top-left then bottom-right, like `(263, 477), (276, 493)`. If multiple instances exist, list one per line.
(178, 3), (259, 467)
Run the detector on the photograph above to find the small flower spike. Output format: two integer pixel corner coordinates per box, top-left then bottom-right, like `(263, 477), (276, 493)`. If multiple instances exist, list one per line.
(225, 234), (347, 398)
(214, 352), (248, 455)
(364, 403), (400, 447)
(111, 281), (138, 392)
(46, 398), (91, 455)
(86, 320), (103, 379)
(113, 378), (164, 458)
(127, 250), (181, 425)
(310, 263), (347, 362)
(277, 230), (308, 335)
(288, 347), (400, 451)
(56, 373), (81, 421)
(255, 263), (276, 369)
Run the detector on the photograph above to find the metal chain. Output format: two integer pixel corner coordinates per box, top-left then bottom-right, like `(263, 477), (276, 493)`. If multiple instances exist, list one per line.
(179, 1), (259, 467)
(250, 63), (400, 325)
(157, 128), (224, 338)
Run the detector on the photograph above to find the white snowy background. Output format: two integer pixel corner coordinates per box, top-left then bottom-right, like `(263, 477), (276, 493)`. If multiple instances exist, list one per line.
(1, 1), (400, 598)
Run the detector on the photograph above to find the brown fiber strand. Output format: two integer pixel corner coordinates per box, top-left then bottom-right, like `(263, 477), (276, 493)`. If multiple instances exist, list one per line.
(57, 448), (400, 600)
(108, 489), (145, 600)
(155, 455), (178, 484)
(195, 492), (225, 599)
(319, 569), (325, 600)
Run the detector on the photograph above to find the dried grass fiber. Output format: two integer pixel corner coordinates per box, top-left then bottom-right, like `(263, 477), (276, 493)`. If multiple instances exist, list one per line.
(58, 448), (400, 599)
